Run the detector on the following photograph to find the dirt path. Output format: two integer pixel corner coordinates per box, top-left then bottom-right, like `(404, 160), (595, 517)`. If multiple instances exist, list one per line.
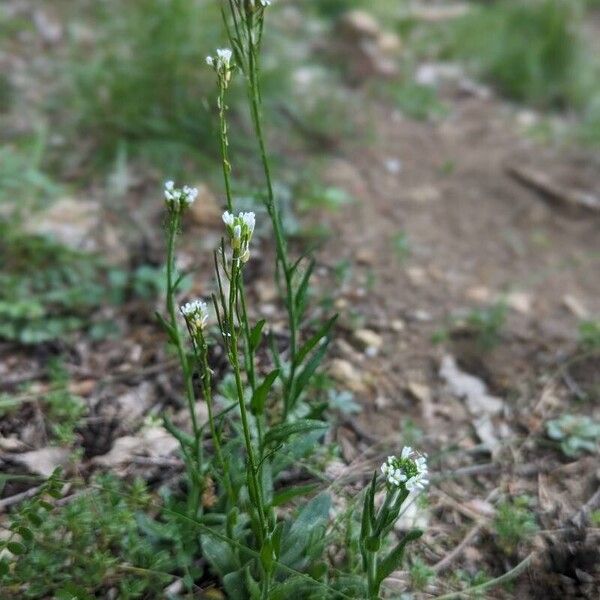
(319, 92), (599, 434)
(311, 88), (600, 596)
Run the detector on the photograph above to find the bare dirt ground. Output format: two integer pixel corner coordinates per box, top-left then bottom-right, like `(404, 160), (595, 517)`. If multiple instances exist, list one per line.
(311, 85), (600, 596)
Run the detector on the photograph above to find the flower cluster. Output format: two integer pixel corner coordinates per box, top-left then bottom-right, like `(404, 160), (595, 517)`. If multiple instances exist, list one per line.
(164, 181), (198, 210)
(222, 210), (256, 263)
(381, 447), (429, 492)
(206, 48), (234, 86)
(180, 299), (209, 336)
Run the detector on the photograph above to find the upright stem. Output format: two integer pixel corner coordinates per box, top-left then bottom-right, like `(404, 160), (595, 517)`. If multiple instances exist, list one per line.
(246, 36), (299, 418)
(194, 333), (235, 504)
(166, 211), (202, 513)
(218, 85), (233, 212)
(217, 77), (259, 433)
(227, 255), (267, 545)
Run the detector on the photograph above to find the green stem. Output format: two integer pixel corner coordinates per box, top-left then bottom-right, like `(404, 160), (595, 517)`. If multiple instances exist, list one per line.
(246, 28), (298, 420)
(194, 331), (235, 504)
(218, 84), (233, 212)
(166, 210), (202, 513)
(366, 550), (379, 600)
(216, 76), (260, 443)
(227, 254), (267, 545)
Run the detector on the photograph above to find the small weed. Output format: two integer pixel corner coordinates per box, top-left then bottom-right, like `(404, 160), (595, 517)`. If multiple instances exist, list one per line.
(409, 557), (435, 591)
(3, 475), (171, 599)
(393, 231), (411, 261)
(466, 300), (507, 350)
(44, 360), (86, 446)
(546, 414), (600, 457)
(0, 223), (165, 344)
(392, 82), (447, 121)
(298, 184), (353, 212)
(0, 138), (61, 211)
(578, 319), (600, 350)
(494, 496), (538, 554)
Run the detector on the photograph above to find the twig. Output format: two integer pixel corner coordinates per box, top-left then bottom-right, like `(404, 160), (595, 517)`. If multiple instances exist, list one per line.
(569, 486), (600, 529)
(434, 551), (535, 599)
(0, 484), (44, 511)
(506, 164), (600, 213)
(432, 523), (484, 573)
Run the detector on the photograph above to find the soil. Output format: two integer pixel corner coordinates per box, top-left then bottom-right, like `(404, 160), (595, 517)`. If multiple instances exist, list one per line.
(2, 3), (600, 598)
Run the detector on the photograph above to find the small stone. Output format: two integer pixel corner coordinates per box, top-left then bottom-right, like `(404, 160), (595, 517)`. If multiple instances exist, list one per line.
(407, 185), (441, 203)
(375, 395), (391, 410)
(353, 328), (383, 354)
(256, 282), (278, 303)
(406, 381), (431, 404)
(411, 309), (432, 322)
(465, 286), (492, 303)
(506, 291), (532, 315)
(391, 319), (406, 332)
(562, 294), (589, 319)
(356, 248), (376, 265)
(13, 447), (71, 477)
(384, 158), (402, 174)
(260, 303), (277, 317)
(407, 266), (427, 287)
(329, 358), (367, 393)
(187, 183), (222, 226)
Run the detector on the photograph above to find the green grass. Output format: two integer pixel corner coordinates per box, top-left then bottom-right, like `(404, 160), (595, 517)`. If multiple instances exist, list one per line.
(442, 0), (590, 109)
(392, 81), (447, 120)
(63, 0), (223, 171)
(0, 222), (164, 345)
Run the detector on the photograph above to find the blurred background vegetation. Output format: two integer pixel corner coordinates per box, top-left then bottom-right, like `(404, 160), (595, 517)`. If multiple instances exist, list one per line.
(1, 0), (600, 342)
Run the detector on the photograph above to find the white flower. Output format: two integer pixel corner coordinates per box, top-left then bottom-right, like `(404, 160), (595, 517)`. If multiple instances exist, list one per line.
(180, 299), (209, 334)
(216, 48), (232, 66)
(164, 181), (198, 209)
(222, 210), (256, 264)
(380, 449), (429, 491)
(239, 211), (255, 234)
(222, 211), (234, 227)
(206, 48), (234, 85)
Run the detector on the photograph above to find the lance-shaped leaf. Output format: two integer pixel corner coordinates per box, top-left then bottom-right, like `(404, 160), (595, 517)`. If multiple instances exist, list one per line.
(263, 419), (328, 448)
(294, 315), (338, 369)
(376, 529), (423, 586)
(249, 319), (266, 352)
(250, 369), (279, 416)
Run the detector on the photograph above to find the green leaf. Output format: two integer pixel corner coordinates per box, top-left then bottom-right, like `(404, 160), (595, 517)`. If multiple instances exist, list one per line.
(201, 534), (238, 579)
(360, 473), (377, 543)
(294, 315), (338, 368)
(260, 537), (275, 572)
(292, 337), (331, 405)
(250, 369), (279, 416)
(272, 483), (320, 507)
(163, 416), (194, 449)
(294, 258), (315, 317)
(0, 558), (8, 577)
(16, 526), (33, 542)
(7, 541), (26, 555)
(245, 566), (262, 600)
(223, 569), (245, 600)
(281, 493), (331, 567)
(270, 576), (318, 600)
(376, 530), (423, 586)
(249, 319), (266, 353)
(263, 419), (328, 448)
(155, 312), (177, 344)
